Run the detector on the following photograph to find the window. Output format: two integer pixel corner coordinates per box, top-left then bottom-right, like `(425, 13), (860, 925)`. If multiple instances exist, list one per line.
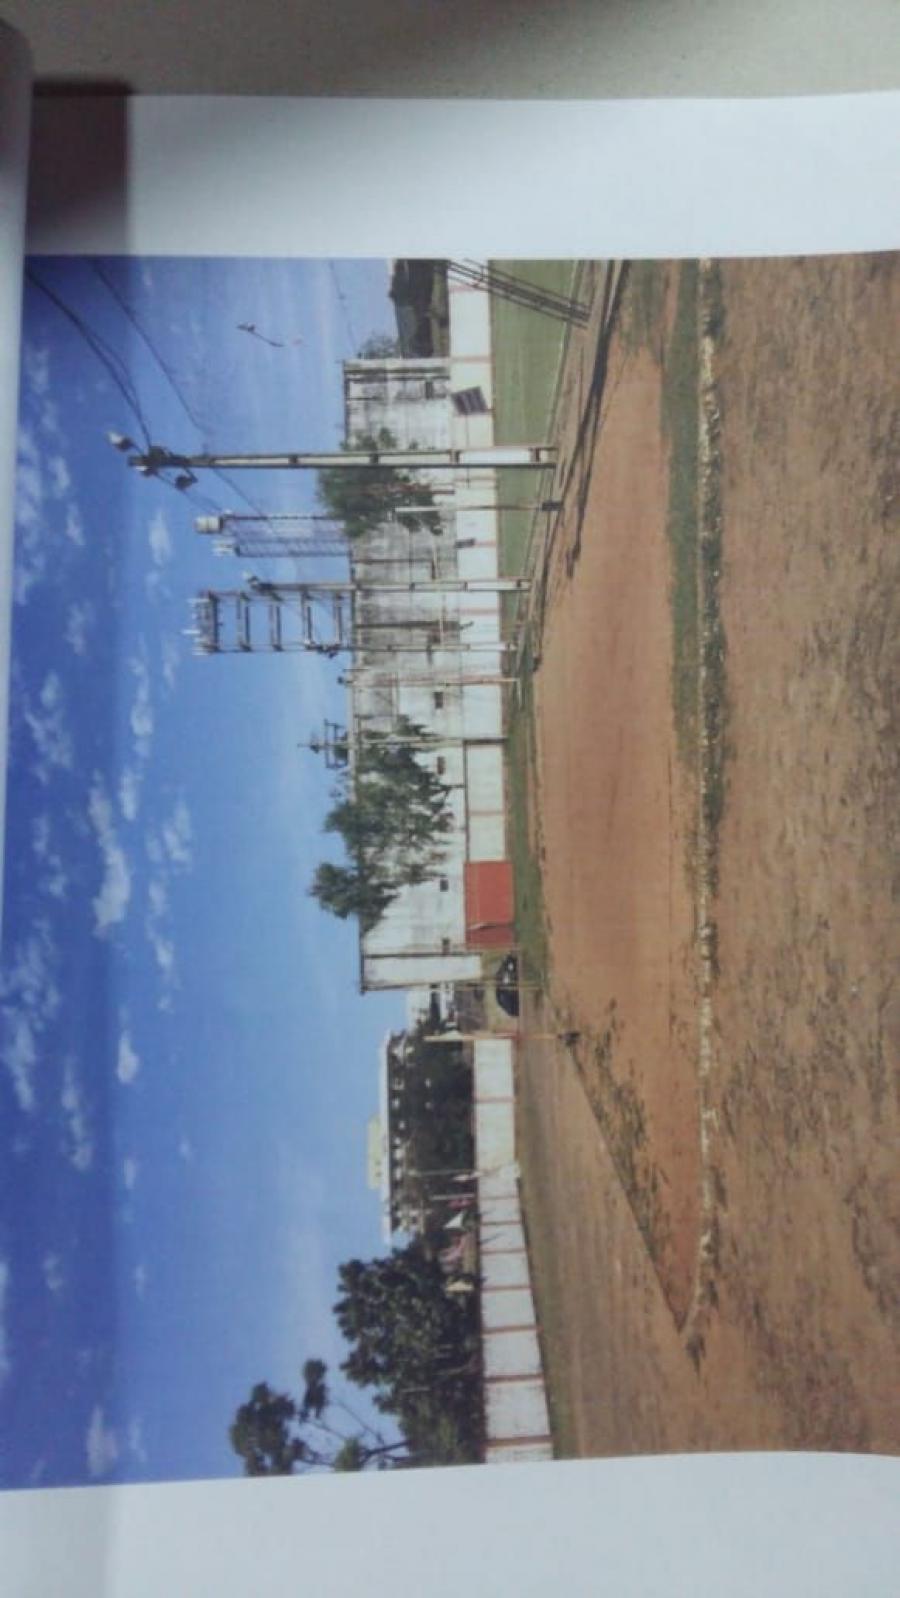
(439, 877), (449, 892)
(433, 691), (444, 709)
(451, 386), (489, 416)
(441, 937), (451, 955)
(436, 756), (446, 775)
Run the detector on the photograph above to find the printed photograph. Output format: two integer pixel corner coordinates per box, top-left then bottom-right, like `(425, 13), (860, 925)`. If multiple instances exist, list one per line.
(0, 251), (898, 1490)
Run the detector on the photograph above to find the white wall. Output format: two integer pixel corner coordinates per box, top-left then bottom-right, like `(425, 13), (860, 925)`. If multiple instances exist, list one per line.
(474, 1037), (553, 1462)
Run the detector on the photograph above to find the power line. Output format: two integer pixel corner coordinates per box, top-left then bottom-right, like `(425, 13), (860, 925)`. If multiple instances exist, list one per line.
(90, 260), (271, 524)
(328, 262), (360, 354)
(26, 267), (153, 447)
(30, 264), (286, 547)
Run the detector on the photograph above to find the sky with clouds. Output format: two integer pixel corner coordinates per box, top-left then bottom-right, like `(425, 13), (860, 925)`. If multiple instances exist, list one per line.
(0, 256), (405, 1490)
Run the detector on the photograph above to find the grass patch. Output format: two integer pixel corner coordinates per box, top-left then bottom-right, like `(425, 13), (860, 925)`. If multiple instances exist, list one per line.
(661, 260), (701, 773)
(698, 261), (730, 886)
(505, 647), (548, 983)
(512, 1159), (579, 1457)
(619, 260), (667, 359)
(575, 1007), (671, 1270)
(490, 261), (579, 583)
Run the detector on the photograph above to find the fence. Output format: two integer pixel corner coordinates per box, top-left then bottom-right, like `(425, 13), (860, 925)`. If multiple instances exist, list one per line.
(473, 1037), (553, 1464)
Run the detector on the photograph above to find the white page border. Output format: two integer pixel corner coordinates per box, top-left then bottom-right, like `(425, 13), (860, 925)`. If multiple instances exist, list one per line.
(8, 91), (900, 1596)
(27, 92), (900, 261)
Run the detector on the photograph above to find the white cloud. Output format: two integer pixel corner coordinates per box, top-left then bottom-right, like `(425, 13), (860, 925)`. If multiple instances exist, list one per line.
(13, 406), (83, 602)
(88, 776), (132, 934)
(64, 600), (95, 657)
(161, 799), (193, 869)
(13, 429), (48, 603)
(40, 398), (61, 440)
(132, 1264), (148, 1300)
(42, 866), (69, 901)
(122, 1156), (140, 1191)
(60, 1059), (95, 1173)
(30, 814), (69, 901)
(48, 455), (72, 499)
(0, 1259), (11, 1386)
(64, 505), (85, 546)
(148, 509), (173, 566)
(145, 877), (179, 993)
(31, 814), (51, 861)
(161, 635), (181, 692)
(85, 1406), (119, 1479)
(0, 923), (62, 1018)
(0, 921), (61, 1112)
(22, 671), (74, 783)
(42, 1253), (65, 1296)
(149, 930), (176, 978)
(23, 342), (50, 396)
(127, 1416), (148, 1462)
(177, 1136), (194, 1163)
(2, 1016), (37, 1113)
(119, 767), (141, 822)
(116, 1032), (140, 1087)
(129, 658), (154, 757)
(147, 879), (168, 918)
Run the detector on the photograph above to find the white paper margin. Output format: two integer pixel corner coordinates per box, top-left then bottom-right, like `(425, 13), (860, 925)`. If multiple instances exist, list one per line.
(4, 90), (900, 1598)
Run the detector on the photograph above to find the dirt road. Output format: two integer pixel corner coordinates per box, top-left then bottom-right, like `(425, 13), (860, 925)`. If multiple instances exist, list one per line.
(516, 252), (900, 1457)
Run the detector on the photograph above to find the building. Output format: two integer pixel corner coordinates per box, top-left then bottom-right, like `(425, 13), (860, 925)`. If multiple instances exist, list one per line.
(344, 266), (517, 994)
(388, 260), (450, 357)
(369, 1026), (474, 1241)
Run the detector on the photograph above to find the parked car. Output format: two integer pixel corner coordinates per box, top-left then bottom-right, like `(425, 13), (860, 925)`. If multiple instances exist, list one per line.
(494, 954), (520, 1018)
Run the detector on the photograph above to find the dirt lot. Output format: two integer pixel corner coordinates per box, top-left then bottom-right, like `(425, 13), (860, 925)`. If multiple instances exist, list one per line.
(521, 265), (702, 1327)
(515, 252), (900, 1457)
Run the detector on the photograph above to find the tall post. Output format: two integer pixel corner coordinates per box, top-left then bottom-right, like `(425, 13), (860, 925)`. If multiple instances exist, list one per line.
(129, 442), (555, 474)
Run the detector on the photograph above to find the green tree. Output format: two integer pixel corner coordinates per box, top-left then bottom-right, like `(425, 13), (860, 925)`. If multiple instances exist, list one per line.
(310, 719), (454, 932)
(334, 1239), (482, 1464)
(389, 1022), (474, 1235)
(356, 334), (401, 359)
(316, 427), (441, 539)
(228, 1367), (414, 1477)
(228, 1382), (307, 1477)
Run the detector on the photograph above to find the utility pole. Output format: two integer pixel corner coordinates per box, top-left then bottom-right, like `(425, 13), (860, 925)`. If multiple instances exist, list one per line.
(186, 585), (519, 657)
(195, 511), (351, 560)
(446, 260), (591, 327)
(240, 577), (529, 597)
(114, 439), (555, 475)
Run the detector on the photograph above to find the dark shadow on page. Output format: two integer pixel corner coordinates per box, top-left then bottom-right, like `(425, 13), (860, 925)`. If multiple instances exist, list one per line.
(35, 80), (133, 98)
(26, 92), (129, 254)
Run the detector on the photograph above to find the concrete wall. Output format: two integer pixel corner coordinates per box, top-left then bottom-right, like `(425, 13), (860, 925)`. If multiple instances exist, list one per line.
(474, 1037), (553, 1465)
(344, 358), (450, 450)
(352, 275), (510, 990)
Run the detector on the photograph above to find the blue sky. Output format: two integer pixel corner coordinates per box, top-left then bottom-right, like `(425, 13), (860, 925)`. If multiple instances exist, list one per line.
(0, 257), (405, 1489)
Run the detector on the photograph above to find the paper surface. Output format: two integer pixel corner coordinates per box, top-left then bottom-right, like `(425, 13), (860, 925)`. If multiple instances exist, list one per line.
(0, 20), (30, 909)
(0, 85), (899, 1597)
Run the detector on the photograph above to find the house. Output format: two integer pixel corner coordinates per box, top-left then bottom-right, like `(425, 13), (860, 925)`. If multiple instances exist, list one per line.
(342, 281), (516, 993)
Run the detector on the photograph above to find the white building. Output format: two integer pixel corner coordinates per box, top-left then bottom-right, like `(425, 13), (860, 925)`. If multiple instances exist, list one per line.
(344, 268), (516, 994)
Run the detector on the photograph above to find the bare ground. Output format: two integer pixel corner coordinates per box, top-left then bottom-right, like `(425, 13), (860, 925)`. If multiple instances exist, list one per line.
(515, 251), (900, 1457)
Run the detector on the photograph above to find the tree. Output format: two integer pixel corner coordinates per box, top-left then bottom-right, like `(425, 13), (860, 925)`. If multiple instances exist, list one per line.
(388, 1022), (475, 1235)
(334, 1239), (482, 1463)
(310, 719), (454, 932)
(356, 333), (401, 359)
(228, 1366), (415, 1478)
(316, 427), (441, 539)
(309, 860), (394, 932)
(228, 1382), (307, 1477)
